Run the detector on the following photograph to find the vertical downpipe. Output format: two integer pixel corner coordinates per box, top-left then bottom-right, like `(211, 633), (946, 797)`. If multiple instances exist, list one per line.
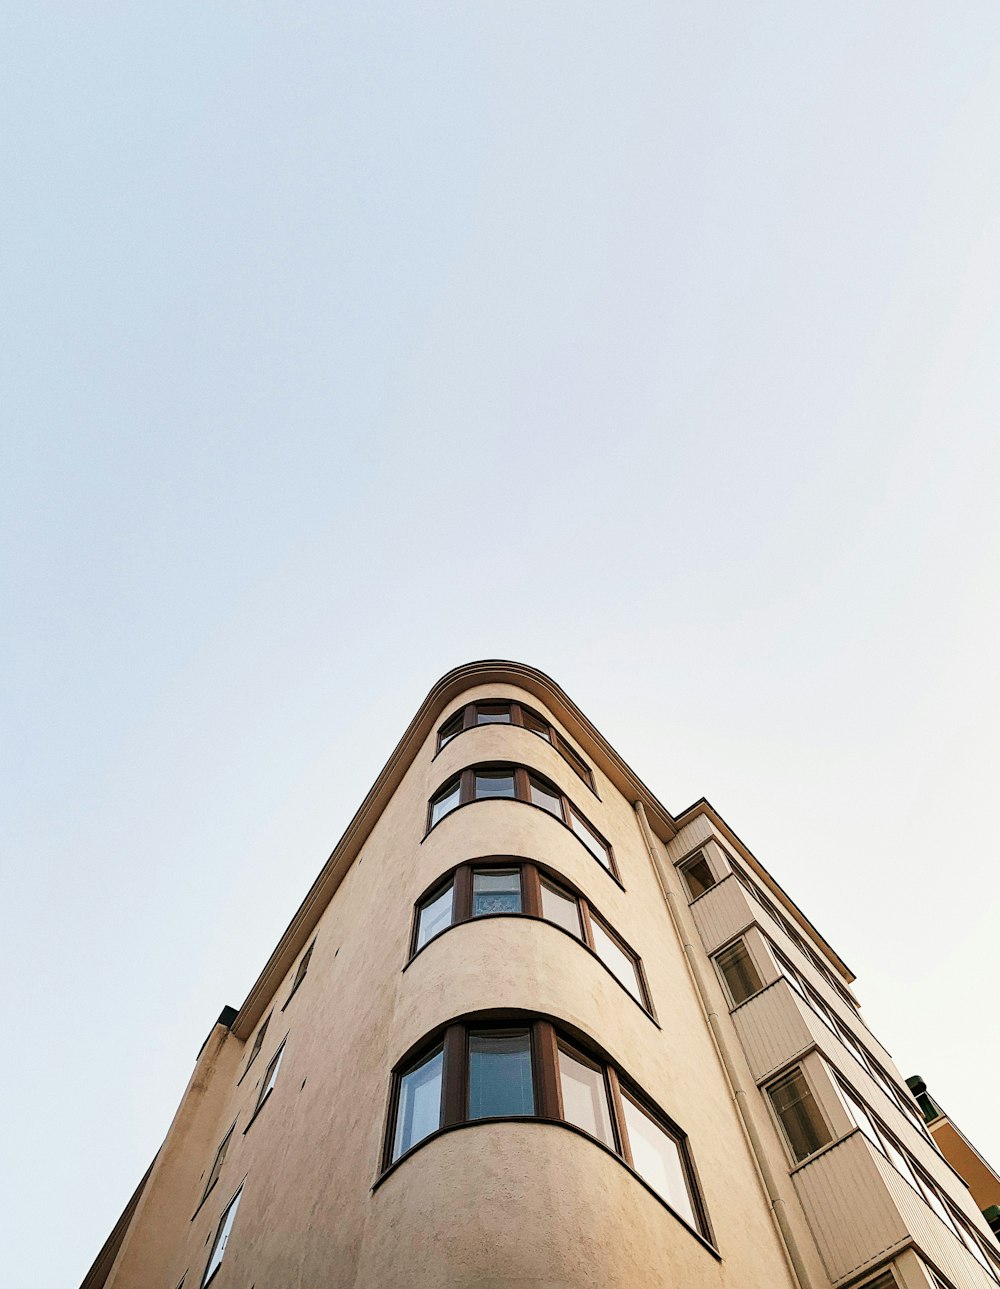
(634, 801), (820, 1289)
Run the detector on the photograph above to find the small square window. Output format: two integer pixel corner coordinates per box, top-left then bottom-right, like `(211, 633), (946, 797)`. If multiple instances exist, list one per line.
(437, 711), (465, 748)
(473, 768), (517, 800)
(520, 709), (551, 741)
(429, 777), (462, 826)
(680, 852), (716, 899)
(415, 880), (455, 950)
(540, 877), (581, 938)
(528, 773), (562, 817)
(468, 1029), (535, 1119)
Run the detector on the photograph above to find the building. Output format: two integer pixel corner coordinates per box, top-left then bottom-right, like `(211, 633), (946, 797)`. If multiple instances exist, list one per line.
(82, 661), (1000, 1289)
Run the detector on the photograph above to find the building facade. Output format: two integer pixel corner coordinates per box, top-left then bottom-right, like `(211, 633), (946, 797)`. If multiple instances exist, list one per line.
(82, 661), (1000, 1289)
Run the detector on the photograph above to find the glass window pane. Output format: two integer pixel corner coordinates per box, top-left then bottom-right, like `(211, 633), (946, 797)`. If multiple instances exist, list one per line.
(681, 854), (716, 898)
(716, 941), (763, 1005)
(540, 878), (581, 938)
(839, 1085), (882, 1153)
(257, 1044), (284, 1109)
(475, 703), (511, 725)
(392, 1047), (444, 1161)
(468, 1029), (535, 1119)
(558, 740), (590, 782)
(558, 1045), (613, 1147)
(438, 712), (464, 747)
(201, 1187), (242, 1286)
(528, 774), (562, 816)
(521, 709), (551, 741)
(473, 769), (516, 800)
(568, 807), (611, 868)
(204, 1128), (233, 1198)
(416, 881), (454, 949)
(621, 1094), (697, 1228)
(473, 869), (521, 916)
(767, 1069), (832, 1162)
(590, 917), (644, 1003)
(430, 779), (462, 826)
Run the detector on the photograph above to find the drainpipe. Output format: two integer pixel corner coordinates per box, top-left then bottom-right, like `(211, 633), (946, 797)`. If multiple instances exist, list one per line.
(634, 800), (820, 1289)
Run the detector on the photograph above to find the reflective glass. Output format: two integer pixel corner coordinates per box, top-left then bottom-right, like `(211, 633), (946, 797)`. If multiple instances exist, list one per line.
(716, 941), (763, 1005)
(622, 1094), (696, 1228)
(540, 878), (581, 938)
(528, 774), (562, 816)
(767, 1069), (831, 1162)
(438, 712), (464, 747)
(416, 881), (454, 949)
(392, 1047), (444, 1161)
(473, 769), (516, 800)
(558, 1046), (613, 1146)
(591, 917), (643, 1003)
(839, 1084), (882, 1153)
(468, 1030), (534, 1119)
(201, 1187), (242, 1286)
(430, 779), (462, 826)
(473, 869), (521, 916)
(256, 1044), (284, 1110)
(568, 807), (611, 868)
(521, 709), (551, 741)
(475, 703), (511, 724)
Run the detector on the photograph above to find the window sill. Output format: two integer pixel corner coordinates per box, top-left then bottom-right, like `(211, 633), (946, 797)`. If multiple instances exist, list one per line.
(373, 1116), (719, 1259)
(422, 797), (623, 890)
(403, 912), (658, 1025)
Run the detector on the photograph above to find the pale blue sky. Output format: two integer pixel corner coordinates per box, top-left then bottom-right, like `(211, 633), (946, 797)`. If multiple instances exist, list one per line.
(3, 6), (1000, 1285)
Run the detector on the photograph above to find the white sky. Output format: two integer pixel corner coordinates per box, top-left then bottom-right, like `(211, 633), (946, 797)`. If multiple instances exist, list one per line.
(3, 6), (1000, 1285)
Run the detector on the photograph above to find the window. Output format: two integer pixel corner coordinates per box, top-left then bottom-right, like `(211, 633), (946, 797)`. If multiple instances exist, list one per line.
(200, 1126), (234, 1204)
(241, 1012), (271, 1080)
(475, 702), (512, 725)
(679, 852), (716, 899)
(392, 1045), (444, 1162)
(251, 1041), (285, 1120)
(284, 940), (314, 1006)
(415, 879), (455, 950)
(715, 940), (764, 1006)
(383, 1017), (710, 1241)
(767, 1067), (832, 1162)
(408, 861), (653, 1014)
(200, 1184), (242, 1287)
(437, 710), (464, 747)
(621, 1090), (698, 1229)
(557, 1042), (614, 1147)
(425, 765), (617, 879)
(858, 1274), (898, 1289)
(429, 776), (462, 826)
(473, 767), (516, 799)
(472, 868), (521, 916)
(540, 875), (581, 937)
(434, 700), (595, 789)
(589, 915), (645, 1004)
(468, 1029), (534, 1118)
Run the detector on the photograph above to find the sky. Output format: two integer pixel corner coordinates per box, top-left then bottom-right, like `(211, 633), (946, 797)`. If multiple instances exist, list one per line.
(2, 5), (1000, 1285)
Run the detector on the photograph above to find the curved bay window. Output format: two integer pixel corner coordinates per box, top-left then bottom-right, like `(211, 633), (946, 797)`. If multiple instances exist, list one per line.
(381, 1016), (712, 1246)
(426, 764), (616, 878)
(436, 700), (595, 791)
(410, 859), (653, 1016)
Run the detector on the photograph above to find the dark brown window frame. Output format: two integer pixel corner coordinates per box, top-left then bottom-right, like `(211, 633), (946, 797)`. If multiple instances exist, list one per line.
(281, 939), (316, 1011)
(425, 763), (619, 883)
(237, 1010), (271, 1086)
(407, 858), (656, 1020)
(377, 1012), (715, 1252)
(434, 700), (597, 793)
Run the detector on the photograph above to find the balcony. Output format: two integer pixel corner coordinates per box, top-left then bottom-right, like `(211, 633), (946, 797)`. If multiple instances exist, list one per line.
(792, 1131), (997, 1289)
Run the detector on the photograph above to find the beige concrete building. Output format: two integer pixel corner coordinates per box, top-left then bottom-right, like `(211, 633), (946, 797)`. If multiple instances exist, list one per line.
(82, 661), (1000, 1289)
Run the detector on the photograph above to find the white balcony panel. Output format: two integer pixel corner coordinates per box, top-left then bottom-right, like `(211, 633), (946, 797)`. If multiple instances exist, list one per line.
(792, 1132), (909, 1283)
(689, 876), (753, 954)
(871, 1149), (997, 1289)
(730, 981), (816, 1081)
